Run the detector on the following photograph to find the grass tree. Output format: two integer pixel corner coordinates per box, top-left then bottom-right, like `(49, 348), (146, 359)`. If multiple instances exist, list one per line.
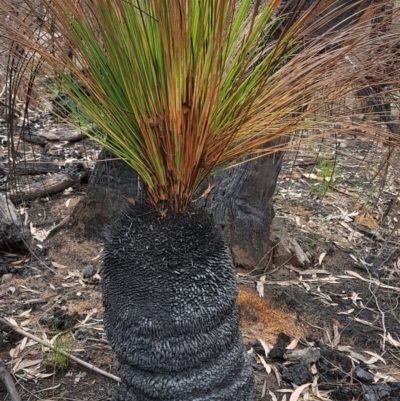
(1, 0), (399, 400)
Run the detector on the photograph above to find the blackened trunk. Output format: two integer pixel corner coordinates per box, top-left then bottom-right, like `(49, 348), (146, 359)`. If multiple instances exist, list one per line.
(70, 149), (144, 238)
(102, 206), (254, 401)
(196, 151), (283, 270)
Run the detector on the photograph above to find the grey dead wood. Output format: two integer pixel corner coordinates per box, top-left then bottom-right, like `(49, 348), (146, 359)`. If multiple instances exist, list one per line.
(8, 172), (83, 203)
(284, 347), (321, 364)
(59, 130), (85, 142)
(0, 194), (30, 248)
(0, 359), (21, 401)
(278, 236), (311, 266)
(37, 131), (59, 141)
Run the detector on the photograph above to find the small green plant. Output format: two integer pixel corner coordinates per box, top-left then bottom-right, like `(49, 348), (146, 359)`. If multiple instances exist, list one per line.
(46, 308), (73, 371)
(310, 234), (319, 248)
(309, 180), (333, 197)
(318, 158), (334, 179)
(51, 333), (70, 370)
(308, 158), (338, 198)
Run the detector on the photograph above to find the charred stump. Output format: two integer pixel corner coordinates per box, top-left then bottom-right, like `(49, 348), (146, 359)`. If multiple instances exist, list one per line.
(0, 194), (30, 250)
(70, 147), (282, 271)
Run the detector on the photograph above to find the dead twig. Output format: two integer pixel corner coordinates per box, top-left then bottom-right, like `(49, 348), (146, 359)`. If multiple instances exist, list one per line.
(0, 359), (22, 401)
(377, 218), (400, 258)
(45, 215), (70, 240)
(364, 267), (399, 352)
(0, 316), (120, 383)
(345, 270), (400, 293)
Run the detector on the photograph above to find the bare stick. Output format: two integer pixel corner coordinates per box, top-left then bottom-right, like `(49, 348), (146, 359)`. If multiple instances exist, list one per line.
(0, 359), (22, 401)
(0, 317), (120, 383)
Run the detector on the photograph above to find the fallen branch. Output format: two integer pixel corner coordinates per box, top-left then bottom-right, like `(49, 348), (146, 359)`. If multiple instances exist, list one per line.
(45, 215), (70, 240)
(20, 131), (47, 146)
(0, 359), (21, 401)
(9, 173), (80, 203)
(0, 317), (120, 383)
(8, 161), (62, 176)
(345, 270), (400, 293)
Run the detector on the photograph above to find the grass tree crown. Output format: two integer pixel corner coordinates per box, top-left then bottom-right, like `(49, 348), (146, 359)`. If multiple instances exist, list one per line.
(1, 0), (399, 212)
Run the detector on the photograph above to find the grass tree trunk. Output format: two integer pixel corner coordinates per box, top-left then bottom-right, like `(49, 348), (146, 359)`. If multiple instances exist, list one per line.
(102, 206), (254, 401)
(70, 145), (283, 399)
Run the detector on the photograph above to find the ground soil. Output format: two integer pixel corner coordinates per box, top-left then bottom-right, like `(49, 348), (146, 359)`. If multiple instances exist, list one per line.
(1, 116), (400, 400)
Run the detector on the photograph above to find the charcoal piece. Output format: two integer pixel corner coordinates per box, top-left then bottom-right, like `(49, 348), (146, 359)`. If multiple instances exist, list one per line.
(82, 264), (95, 278)
(268, 332), (290, 359)
(354, 366), (374, 383)
(251, 339), (267, 358)
(73, 328), (87, 340)
(40, 307), (81, 331)
(280, 363), (312, 386)
(388, 382), (400, 395)
(20, 131), (47, 146)
(318, 349), (352, 381)
(330, 385), (361, 401)
(362, 384), (391, 401)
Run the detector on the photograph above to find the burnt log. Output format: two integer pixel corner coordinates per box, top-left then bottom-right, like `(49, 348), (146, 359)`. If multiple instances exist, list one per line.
(9, 172), (81, 203)
(20, 131), (47, 146)
(0, 360), (21, 401)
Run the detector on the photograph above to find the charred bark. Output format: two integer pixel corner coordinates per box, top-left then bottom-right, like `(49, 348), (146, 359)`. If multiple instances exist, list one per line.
(69, 149), (144, 238)
(102, 206), (254, 401)
(196, 150), (283, 270)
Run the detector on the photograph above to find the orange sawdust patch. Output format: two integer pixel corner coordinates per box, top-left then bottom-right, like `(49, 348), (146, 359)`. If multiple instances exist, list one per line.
(237, 287), (307, 345)
(47, 236), (101, 272)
